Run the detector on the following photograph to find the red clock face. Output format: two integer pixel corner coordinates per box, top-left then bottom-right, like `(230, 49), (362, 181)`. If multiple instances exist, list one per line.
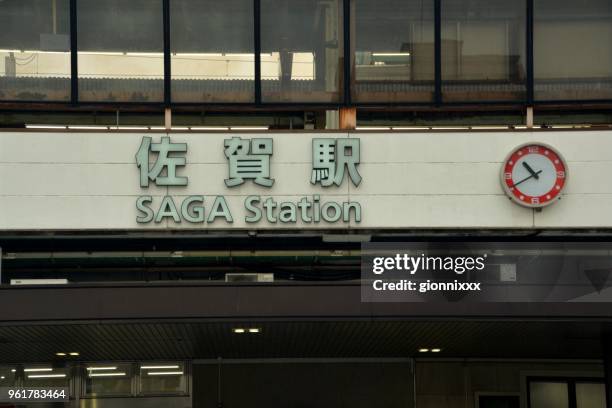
(501, 143), (568, 208)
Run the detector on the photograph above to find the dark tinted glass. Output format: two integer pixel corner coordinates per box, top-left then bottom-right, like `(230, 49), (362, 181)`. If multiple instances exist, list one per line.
(77, 0), (164, 102)
(260, 0), (343, 103)
(84, 364), (133, 396)
(170, 0), (254, 103)
(0, 0), (70, 101)
(441, 0), (527, 102)
(353, 0), (435, 103)
(534, 0), (612, 101)
(139, 363), (186, 394)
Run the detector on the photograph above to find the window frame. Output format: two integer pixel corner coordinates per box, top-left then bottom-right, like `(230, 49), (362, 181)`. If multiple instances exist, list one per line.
(2, 0), (612, 107)
(80, 363), (136, 398)
(526, 376), (606, 408)
(137, 361), (190, 397)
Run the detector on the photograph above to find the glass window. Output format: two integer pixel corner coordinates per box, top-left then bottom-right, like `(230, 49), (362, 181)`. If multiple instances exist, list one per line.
(353, 0), (434, 103)
(77, 0), (164, 102)
(0, 0), (70, 102)
(534, 0), (612, 101)
(84, 364), (133, 396)
(441, 0), (526, 102)
(530, 381), (569, 408)
(170, 0), (254, 103)
(23, 366), (70, 388)
(139, 362), (187, 395)
(576, 382), (606, 408)
(0, 366), (18, 387)
(260, 0), (343, 103)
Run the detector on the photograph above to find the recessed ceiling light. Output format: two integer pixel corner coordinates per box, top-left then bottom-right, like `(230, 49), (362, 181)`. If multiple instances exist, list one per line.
(87, 366), (118, 371)
(229, 126), (269, 131)
(27, 374), (66, 379)
(147, 371), (184, 376)
(55, 352), (66, 356)
(24, 368), (53, 372)
(431, 348), (442, 353)
(10, 369), (15, 373)
(248, 328), (261, 333)
(140, 365), (180, 370)
(89, 372), (126, 377)
(69, 352), (79, 356)
(418, 348), (429, 353)
(233, 328), (245, 334)
(1, 376), (5, 379)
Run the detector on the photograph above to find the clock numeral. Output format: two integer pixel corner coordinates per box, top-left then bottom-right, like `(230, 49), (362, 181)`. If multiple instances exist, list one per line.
(531, 197), (540, 205)
(528, 146), (539, 153)
(504, 173), (512, 180)
(557, 171), (566, 178)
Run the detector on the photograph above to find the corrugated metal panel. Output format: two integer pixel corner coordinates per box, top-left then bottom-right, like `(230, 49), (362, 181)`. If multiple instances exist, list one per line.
(0, 320), (602, 363)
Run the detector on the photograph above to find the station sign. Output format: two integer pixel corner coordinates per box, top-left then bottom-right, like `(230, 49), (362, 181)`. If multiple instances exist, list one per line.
(0, 130), (610, 231)
(134, 136), (362, 225)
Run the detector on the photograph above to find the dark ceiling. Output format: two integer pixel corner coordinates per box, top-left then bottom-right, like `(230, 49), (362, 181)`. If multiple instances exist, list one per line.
(0, 319), (604, 363)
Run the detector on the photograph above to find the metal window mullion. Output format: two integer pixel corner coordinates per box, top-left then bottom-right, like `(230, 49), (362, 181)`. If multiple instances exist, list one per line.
(254, 0), (262, 104)
(163, 0), (171, 106)
(70, 0), (78, 104)
(134, 362), (140, 396)
(343, 0), (351, 106)
(526, 0), (534, 105)
(604, 329), (612, 408)
(434, 0), (442, 105)
(568, 379), (577, 408)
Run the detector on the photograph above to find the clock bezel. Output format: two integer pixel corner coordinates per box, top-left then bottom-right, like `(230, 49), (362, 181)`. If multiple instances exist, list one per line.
(500, 142), (569, 209)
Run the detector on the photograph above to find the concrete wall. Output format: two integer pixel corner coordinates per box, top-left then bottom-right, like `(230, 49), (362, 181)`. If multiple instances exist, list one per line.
(1, 130), (611, 231)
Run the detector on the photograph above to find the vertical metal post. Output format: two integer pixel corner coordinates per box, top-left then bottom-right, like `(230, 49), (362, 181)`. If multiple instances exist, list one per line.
(526, 0), (534, 105)
(434, 0), (442, 105)
(254, 0), (262, 104)
(604, 328), (612, 408)
(526, 106), (534, 128)
(217, 357), (223, 408)
(343, 0), (351, 106)
(339, 107), (356, 130)
(52, 0), (58, 34)
(165, 108), (172, 131)
(568, 379), (577, 408)
(70, 0), (78, 104)
(163, 0), (171, 106)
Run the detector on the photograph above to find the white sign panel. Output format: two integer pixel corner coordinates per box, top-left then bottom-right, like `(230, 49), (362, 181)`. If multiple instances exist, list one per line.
(0, 130), (611, 230)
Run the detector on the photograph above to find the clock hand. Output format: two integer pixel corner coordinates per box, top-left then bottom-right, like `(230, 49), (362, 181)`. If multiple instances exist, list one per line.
(511, 170), (543, 188)
(522, 161), (540, 180)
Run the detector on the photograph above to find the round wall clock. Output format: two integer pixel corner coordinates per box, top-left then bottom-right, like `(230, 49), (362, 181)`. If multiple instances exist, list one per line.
(501, 143), (568, 208)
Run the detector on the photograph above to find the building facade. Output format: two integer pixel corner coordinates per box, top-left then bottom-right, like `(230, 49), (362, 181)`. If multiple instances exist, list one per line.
(1, 1), (612, 408)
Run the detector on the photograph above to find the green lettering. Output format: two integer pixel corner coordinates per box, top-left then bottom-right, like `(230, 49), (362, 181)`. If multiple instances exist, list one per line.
(313, 195), (320, 222)
(245, 196), (262, 223)
(279, 202), (297, 223)
(263, 197), (277, 222)
(297, 197), (312, 222)
(181, 196), (205, 223)
(207, 196), (233, 223)
(136, 196), (154, 223)
(343, 202), (361, 223)
(155, 196), (181, 223)
(321, 202), (342, 222)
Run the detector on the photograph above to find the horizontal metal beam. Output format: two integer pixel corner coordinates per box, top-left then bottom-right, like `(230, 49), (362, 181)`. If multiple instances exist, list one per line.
(0, 284), (610, 323)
